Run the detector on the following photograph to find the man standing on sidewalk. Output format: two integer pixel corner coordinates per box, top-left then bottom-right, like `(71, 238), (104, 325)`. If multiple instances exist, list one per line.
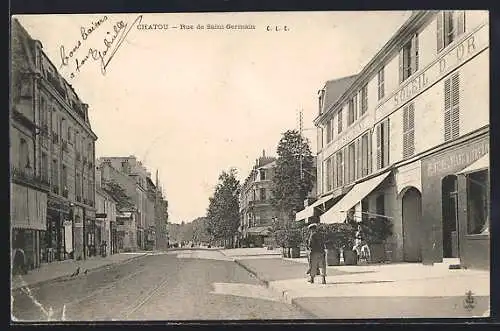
(307, 223), (326, 284)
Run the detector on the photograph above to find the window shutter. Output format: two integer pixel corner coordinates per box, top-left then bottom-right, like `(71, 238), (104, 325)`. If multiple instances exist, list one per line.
(437, 11), (444, 52)
(354, 94), (358, 120)
(451, 73), (460, 139)
(383, 119), (390, 167)
(456, 11), (465, 36)
(356, 139), (362, 179)
(408, 103), (415, 156)
(368, 133), (373, 174)
(343, 148), (347, 186)
(331, 156), (336, 190)
(376, 124), (382, 169)
(403, 106), (409, 158)
(398, 49), (404, 83)
(444, 78), (452, 141)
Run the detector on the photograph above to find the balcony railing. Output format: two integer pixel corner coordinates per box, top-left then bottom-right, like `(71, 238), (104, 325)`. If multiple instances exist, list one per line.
(11, 166), (50, 189)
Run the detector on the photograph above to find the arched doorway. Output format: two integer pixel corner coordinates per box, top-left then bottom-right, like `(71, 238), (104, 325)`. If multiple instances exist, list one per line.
(402, 187), (422, 262)
(442, 175), (459, 258)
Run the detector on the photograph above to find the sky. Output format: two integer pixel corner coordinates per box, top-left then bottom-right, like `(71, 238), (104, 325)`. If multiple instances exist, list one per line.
(15, 11), (411, 223)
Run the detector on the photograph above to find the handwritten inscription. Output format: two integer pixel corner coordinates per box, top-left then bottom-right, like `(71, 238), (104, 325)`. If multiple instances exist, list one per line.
(59, 15), (143, 78)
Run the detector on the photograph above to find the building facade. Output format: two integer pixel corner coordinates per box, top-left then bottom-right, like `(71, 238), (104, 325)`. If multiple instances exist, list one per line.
(11, 19), (98, 269)
(311, 11), (489, 269)
(239, 151), (278, 247)
(95, 169), (118, 256)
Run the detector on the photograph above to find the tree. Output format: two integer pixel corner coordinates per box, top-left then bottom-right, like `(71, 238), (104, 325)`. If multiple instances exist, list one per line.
(191, 217), (211, 243)
(103, 180), (134, 211)
(206, 168), (241, 247)
(271, 129), (314, 225)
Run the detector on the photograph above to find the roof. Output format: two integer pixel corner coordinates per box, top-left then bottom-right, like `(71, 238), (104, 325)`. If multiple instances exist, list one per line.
(321, 74), (358, 114)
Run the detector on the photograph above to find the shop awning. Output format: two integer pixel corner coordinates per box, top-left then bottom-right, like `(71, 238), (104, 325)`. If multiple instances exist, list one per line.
(247, 226), (271, 235)
(295, 193), (335, 221)
(320, 171), (391, 224)
(457, 153), (489, 175)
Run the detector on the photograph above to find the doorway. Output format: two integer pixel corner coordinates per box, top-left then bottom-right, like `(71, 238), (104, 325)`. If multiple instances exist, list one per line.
(402, 187), (422, 262)
(442, 175), (459, 258)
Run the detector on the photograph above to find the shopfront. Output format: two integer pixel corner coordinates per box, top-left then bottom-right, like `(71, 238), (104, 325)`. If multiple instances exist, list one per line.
(84, 209), (97, 258)
(420, 132), (489, 266)
(11, 183), (48, 270)
(456, 153), (490, 269)
(44, 197), (71, 263)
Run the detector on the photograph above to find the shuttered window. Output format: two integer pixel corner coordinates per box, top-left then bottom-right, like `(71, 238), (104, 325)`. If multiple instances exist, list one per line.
(317, 127), (323, 151)
(376, 119), (390, 169)
(444, 73), (460, 141)
(399, 34), (419, 83)
(338, 109), (343, 133)
(378, 68), (385, 100)
(361, 85), (368, 114)
(437, 11), (466, 52)
(403, 103), (415, 159)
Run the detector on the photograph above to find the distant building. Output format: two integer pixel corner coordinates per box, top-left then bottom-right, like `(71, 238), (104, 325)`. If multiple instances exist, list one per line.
(95, 168), (118, 256)
(239, 151), (278, 247)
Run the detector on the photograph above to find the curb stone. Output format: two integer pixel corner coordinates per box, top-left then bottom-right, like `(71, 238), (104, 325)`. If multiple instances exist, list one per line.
(11, 253), (148, 291)
(233, 259), (319, 319)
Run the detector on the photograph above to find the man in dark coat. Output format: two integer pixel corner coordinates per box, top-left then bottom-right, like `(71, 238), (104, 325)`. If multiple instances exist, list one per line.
(307, 223), (326, 284)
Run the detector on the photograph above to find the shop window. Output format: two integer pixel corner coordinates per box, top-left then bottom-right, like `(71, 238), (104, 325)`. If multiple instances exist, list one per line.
(399, 34), (419, 83)
(378, 67), (385, 100)
(467, 170), (489, 235)
(437, 11), (465, 52)
(403, 103), (415, 159)
(444, 73), (460, 142)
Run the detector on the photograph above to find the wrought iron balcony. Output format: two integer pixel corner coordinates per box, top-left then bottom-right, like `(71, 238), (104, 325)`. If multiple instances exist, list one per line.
(11, 166), (50, 190)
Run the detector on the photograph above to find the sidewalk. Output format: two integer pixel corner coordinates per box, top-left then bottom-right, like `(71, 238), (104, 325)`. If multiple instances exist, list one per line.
(11, 252), (148, 291)
(235, 256), (490, 319)
(219, 247), (283, 259)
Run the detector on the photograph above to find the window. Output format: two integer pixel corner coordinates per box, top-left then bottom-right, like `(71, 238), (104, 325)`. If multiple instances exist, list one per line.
(437, 11), (465, 52)
(52, 159), (59, 190)
(260, 188), (266, 201)
(325, 157), (333, 192)
(326, 120), (332, 143)
(444, 73), (460, 141)
(76, 172), (81, 199)
(361, 133), (370, 176)
(317, 127), (324, 151)
(259, 169), (266, 181)
(67, 126), (72, 143)
(348, 96), (357, 126)
(41, 152), (48, 181)
(40, 98), (48, 129)
(467, 170), (489, 235)
(348, 143), (356, 183)
(338, 110), (343, 134)
(121, 161), (130, 173)
(399, 34), (419, 83)
(19, 138), (30, 169)
(376, 119), (390, 169)
(360, 85), (368, 115)
(403, 103), (415, 158)
(336, 151), (344, 187)
(62, 165), (68, 195)
(378, 68), (385, 100)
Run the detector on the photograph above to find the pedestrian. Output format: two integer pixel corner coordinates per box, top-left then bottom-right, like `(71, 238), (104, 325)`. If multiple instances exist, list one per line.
(307, 223), (326, 284)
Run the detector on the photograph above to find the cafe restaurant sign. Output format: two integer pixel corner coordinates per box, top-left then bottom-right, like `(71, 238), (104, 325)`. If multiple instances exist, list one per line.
(376, 23), (488, 120)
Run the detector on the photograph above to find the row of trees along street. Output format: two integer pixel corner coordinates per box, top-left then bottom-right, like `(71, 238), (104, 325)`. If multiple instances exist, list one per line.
(202, 129), (315, 248)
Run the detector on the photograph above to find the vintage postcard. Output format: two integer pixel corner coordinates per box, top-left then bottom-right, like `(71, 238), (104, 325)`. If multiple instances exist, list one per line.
(10, 11), (490, 321)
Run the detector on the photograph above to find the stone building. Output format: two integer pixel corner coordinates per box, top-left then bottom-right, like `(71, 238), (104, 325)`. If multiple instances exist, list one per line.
(305, 11), (489, 269)
(11, 19), (98, 268)
(95, 168), (118, 256)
